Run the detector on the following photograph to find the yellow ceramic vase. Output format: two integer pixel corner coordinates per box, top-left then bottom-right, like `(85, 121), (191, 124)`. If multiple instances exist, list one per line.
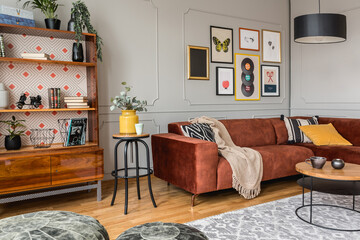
(119, 110), (139, 134)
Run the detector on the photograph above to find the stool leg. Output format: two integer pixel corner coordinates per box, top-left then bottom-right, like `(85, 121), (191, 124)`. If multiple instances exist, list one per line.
(111, 140), (123, 206)
(135, 141), (141, 200)
(124, 141), (130, 215)
(139, 139), (157, 208)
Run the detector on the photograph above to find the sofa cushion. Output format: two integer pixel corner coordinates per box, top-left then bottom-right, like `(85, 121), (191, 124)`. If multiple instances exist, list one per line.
(284, 117), (318, 144)
(309, 145), (360, 165)
(220, 119), (277, 147)
(181, 123), (216, 142)
(319, 118), (360, 146)
(270, 118), (288, 145)
(168, 122), (190, 135)
(216, 145), (314, 190)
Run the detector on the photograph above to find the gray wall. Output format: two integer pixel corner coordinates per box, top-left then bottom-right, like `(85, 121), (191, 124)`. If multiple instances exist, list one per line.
(290, 0), (360, 118)
(2, 0), (290, 179)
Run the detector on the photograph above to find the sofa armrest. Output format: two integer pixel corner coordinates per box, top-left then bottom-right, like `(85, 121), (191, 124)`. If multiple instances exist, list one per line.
(151, 133), (219, 194)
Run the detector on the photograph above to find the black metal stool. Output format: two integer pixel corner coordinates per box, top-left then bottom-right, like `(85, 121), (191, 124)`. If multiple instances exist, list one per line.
(111, 133), (157, 214)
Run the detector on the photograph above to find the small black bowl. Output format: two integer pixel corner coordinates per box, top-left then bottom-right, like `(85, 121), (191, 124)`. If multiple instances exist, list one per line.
(331, 158), (345, 170)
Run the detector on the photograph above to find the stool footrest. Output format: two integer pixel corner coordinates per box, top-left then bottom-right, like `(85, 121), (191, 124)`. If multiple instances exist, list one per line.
(111, 167), (153, 179)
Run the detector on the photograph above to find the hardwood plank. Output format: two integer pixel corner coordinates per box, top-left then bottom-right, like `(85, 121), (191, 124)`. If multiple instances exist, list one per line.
(0, 176), (304, 240)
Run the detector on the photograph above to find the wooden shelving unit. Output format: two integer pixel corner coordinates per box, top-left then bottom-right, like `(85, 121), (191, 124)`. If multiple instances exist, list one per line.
(0, 23), (103, 203)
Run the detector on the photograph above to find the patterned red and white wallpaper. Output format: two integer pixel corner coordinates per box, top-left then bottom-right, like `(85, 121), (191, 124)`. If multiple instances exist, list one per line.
(0, 33), (89, 147)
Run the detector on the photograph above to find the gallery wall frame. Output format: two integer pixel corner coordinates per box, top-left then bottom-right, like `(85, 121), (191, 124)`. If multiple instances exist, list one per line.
(187, 45), (209, 80)
(235, 53), (260, 101)
(216, 67), (234, 96)
(262, 29), (281, 63)
(210, 26), (233, 64)
(239, 27), (260, 51)
(261, 65), (280, 97)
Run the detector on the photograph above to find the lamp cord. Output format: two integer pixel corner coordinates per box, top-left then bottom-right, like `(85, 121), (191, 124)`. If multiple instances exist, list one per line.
(318, 0), (321, 13)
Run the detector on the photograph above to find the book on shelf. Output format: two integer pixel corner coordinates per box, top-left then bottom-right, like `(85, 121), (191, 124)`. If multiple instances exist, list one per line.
(66, 105), (90, 109)
(65, 118), (87, 146)
(21, 53), (49, 58)
(64, 96), (87, 100)
(64, 99), (88, 103)
(48, 88), (61, 108)
(66, 102), (88, 106)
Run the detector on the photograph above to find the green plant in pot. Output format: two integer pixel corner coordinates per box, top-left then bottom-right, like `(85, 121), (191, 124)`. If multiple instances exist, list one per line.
(0, 116), (25, 150)
(18, 0), (62, 29)
(110, 82), (147, 134)
(71, 0), (103, 62)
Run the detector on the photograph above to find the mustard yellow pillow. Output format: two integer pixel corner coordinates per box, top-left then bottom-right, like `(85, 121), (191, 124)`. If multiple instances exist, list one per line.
(298, 123), (352, 146)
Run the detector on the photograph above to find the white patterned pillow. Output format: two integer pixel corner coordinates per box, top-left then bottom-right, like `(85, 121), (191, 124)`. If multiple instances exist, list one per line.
(181, 123), (216, 142)
(284, 117), (318, 143)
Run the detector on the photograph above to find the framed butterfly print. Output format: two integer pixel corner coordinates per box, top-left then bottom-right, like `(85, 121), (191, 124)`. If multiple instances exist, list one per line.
(262, 29), (281, 63)
(239, 28), (260, 51)
(216, 67), (234, 95)
(261, 65), (280, 97)
(210, 26), (233, 64)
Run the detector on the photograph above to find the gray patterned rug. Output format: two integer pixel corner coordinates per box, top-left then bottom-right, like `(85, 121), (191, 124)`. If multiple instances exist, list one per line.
(187, 192), (360, 240)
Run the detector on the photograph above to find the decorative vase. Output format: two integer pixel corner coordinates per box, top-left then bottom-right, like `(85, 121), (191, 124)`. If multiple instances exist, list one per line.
(0, 83), (9, 109)
(331, 158), (345, 169)
(45, 18), (61, 30)
(119, 110), (139, 134)
(67, 13), (75, 31)
(72, 42), (84, 62)
(5, 135), (21, 150)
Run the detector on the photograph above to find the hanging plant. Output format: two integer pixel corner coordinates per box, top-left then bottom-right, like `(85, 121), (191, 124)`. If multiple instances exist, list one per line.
(71, 0), (103, 62)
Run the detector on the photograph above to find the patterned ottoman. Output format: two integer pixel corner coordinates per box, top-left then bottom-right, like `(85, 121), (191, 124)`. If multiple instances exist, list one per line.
(0, 211), (109, 240)
(117, 222), (207, 240)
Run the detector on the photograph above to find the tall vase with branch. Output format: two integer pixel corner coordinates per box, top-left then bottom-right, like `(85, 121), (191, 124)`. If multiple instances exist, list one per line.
(110, 82), (147, 134)
(71, 0), (103, 62)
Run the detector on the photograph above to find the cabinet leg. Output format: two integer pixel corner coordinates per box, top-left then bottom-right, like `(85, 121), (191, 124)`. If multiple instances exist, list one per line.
(97, 180), (102, 202)
(191, 194), (198, 207)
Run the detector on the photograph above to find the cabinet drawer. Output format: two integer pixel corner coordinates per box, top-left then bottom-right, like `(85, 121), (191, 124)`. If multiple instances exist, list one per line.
(51, 150), (103, 185)
(0, 156), (51, 194)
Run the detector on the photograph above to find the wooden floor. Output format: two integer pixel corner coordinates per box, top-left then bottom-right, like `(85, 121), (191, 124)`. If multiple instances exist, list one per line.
(0, 176), (304, 240)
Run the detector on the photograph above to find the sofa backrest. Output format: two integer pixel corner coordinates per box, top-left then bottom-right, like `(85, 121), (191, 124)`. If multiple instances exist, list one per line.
(319, 118), (360, 146)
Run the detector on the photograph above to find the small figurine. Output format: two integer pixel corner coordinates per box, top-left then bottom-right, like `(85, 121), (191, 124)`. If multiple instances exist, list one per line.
(16, 94), (42, 109)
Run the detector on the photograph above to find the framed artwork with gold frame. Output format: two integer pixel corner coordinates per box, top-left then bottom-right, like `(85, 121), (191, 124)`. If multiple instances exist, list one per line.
(262, 29), (281, 63)
(235, 53), (260, 101)
(187, 45), (209, 80)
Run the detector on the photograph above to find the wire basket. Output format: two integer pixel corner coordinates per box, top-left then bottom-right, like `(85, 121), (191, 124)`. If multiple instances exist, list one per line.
(30, 129), (55, 148)
(57, 118), (70, 146)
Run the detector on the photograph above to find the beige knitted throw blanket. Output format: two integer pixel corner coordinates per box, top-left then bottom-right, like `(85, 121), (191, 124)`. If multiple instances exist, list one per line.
(191, 116), (263, 199)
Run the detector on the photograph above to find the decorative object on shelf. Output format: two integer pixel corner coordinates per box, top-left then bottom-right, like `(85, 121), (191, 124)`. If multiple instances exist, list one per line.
(305, 156), (327, 169)
(18, 0), (62, 30)
(216, 67), (234, 96)
(0, 35), (5, 57)
(66, 118), (87, 146)
(210, 26), (233, 64)
(48, 88), (60, 108)
(0, 115), (25, 150)
(239, 28), (260, 51)
(110, 82), (147, 134)
(21, 52), (49, 60)
(135, 123), (144, 135)
(235, 53), (260, 101)
(262, 29), (281, 63)
(331, 158), (345, 169)
(187, 45), (209, 80)
(261, 65), (280, 97)
(16, 93), (42, 109)
(0, 5), (35, 27)
(0, 83), (9, 109)
(71, 0), (103, 61)
(30, 128), (55, 148)
(64, 96), (89, 108)
(67, 13), (75, 31)
(72, 41), (84, 62)
(294, 0), (346, 44)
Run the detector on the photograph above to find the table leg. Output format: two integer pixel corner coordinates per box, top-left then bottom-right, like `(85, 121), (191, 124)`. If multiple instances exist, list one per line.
(124, 141), (130, 215)
(139, 139), (157, 208)
(353, 181), (356, 210)
(135, 141), (141, 200)
(302, 175), (305, 206)
(310, 176), (313, 224)
(111, 139), (123, 206)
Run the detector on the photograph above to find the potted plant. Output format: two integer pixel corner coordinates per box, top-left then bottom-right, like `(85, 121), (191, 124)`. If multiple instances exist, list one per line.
(70, 0), (103, 62)
(0, 116), (25, 150)
(110, 82), (147, 134)
(18, 0), (62, 29)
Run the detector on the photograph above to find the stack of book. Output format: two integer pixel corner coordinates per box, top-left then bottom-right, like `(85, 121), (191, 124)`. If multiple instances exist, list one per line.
(64, 96), (89, 109)
(21, 52), (49, 60)
(48, 88), (61, 108)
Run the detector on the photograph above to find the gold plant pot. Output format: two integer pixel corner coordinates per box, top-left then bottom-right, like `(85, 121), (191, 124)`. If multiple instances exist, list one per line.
(119, 110), (139, 134)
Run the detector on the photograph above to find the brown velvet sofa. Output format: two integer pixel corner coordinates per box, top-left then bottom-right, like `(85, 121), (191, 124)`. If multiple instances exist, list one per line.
(151, 117), (360, 205)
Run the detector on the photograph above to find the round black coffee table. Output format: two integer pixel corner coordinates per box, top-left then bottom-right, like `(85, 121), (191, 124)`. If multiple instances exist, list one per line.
(295, 161), (360, 232)
(116, 222), (208, 240)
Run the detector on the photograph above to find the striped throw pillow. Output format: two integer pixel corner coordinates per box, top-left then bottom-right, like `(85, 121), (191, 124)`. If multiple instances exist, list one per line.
(181, 123), (216, 142)
(284, 117), (318, 144)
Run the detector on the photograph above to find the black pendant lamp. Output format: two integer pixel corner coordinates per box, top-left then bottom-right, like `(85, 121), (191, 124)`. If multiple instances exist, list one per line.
(294, 0), (346, 44)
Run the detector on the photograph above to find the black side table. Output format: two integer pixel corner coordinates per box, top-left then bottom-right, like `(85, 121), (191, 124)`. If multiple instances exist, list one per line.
(111, 133), (157, 214)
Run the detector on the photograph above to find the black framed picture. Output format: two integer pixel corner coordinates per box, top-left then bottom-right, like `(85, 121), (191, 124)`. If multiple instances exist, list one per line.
(216, 67), (234, 95)
(210, 26), (233, 64)
(261, 65), (280, 97)
(187, 45), (209, 80)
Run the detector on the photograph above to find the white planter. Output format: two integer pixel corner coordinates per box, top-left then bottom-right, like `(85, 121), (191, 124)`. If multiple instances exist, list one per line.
(0, 83), (9, 109)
